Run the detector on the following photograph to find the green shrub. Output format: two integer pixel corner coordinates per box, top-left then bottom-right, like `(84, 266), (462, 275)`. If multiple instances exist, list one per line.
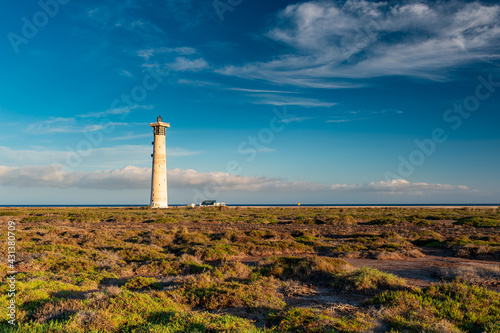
(415, 219), (436, 226)
(368, 282), (500, 332)
(258, 256), (350, 282)
(0, 211), (21, 216)
(367, 217), (399, 225)
(332, 266), (406, 293)
(177, 278), (285, 310)
(119, 245), (167, 262)
(454, 217), (500, 228)
(123, 276), (162, 290)
(153, 216), (179, 224)
(270, 307), (374, 333)
(20, 215), (52, 223)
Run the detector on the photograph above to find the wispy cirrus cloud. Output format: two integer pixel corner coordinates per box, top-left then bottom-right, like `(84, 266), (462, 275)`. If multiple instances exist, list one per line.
(251, 95), (337, 108)
(226, 87), (336, 108)
(166, 57), (210, 72)
(137, 46), (210, 73)
(26, 118), (130, 134)
(0, 165), (473, 194)
(110, 133), (151, 141)
(227, 88), (294, 94)
(118, 69), (133, 77)
(326, 109), (403, 123)
(26, 105), (153, 134)
(83, 2), (163, 37)
(279, 117), (314, 124)
(78, 105), (153, 118)
(137, 47), (197, 61)
(218, 0), (500, 87)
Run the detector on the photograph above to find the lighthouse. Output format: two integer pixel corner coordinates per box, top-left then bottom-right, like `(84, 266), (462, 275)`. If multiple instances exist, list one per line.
(150, 115), (170, 208)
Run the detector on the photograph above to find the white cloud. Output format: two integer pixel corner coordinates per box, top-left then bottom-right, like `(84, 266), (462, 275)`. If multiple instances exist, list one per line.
(110, 133), (151, 141)
(255, 147), (276, 153)
(0, 165), (149, 190)
(167, 57), (209, 72)
(177, 79), (220, 87)
(26, 117), (131, 134)
(227, 88), (294, 94)
(326, 119), (350, 123)
(25, 105), (153, 135)
(0, 165), (472, 194)
(279, 117), (314, 123)
(78, 105), (153, 118)
(218, 0), (500, 86)
(252, 95), (337, 107)
(329, 179), (471, 192)
(137, 49), (155, 61)
(169, 47), (197, 55)
(137, 47), (197, 61)
(118, 69), (133, 77)
(326, 109), (404, 123)
(27, 117), (77, 134)
(227, 87), (337, 109)
(83, 3), (163, 37)
(137, 47), (203, 74)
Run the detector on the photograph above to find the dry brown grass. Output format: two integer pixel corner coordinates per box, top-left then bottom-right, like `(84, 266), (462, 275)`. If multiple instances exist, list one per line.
(438, 264), (500, 285)
(2, 206), (499, 332)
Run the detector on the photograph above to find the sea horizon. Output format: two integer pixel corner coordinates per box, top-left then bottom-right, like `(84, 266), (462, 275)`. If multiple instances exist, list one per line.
(1, 203), (499, 208)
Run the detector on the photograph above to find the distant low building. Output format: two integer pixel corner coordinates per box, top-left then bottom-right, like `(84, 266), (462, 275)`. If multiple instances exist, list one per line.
(200, 200), (226, 207)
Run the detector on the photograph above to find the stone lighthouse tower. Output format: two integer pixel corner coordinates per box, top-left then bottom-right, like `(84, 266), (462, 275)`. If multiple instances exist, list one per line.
(150, 115), (170, 208)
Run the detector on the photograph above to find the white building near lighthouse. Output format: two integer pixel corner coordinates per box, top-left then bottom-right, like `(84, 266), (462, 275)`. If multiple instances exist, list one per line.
(150, 115), (170, 208)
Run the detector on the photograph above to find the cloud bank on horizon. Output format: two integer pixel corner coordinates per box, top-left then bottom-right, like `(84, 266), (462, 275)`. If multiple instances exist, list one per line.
(0, 165), (473, 194)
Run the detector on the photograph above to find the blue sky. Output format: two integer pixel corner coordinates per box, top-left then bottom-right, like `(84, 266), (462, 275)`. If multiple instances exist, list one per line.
(1, 0), (499, 204)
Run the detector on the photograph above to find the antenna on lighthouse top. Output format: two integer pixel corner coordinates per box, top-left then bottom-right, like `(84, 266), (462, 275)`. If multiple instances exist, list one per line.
(157, 115), (162, 122)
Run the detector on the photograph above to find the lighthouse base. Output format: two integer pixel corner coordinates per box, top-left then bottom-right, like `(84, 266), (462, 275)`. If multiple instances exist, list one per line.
(151, 202), (169, 209)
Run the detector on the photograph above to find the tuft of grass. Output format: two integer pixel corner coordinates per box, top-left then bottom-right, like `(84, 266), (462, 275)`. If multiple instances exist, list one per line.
(0, 210), (21, 216)
(367, 217), (399, 225)
(153, 216), (179, 224)
(174, 276), (285, 310)
(332, 266), (406, 293)
(123, 276), (162, 290)
(257, 256), (351, 283)
(415, 219), (436, 226)
(270, 307), (374, 333)
(20, 215), (53, 223)
(438, 265), (500, 286)
(119, 244), (167, 262)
